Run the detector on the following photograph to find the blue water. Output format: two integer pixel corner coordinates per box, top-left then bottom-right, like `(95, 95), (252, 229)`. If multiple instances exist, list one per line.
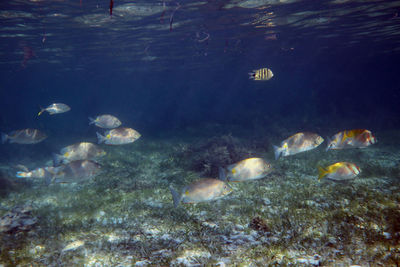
(1, 1), (399, 145)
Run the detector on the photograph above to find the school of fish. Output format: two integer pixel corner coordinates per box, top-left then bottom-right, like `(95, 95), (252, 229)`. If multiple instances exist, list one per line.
(1, 99), (377, 207)
(2, 103), (140, 184)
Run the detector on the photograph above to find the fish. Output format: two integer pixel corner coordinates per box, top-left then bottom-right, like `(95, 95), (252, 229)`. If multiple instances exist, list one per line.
(53, 160), (101, 183)
(219, 157), (272, 182)
(38, 103), (70, 116)
(17, 160), (101, 184)
(62, 240), (85, 253)
(318, 162), (361, 181)
(89, 114), (122, 129)
(96, 127), (141, 145)
(248, 67), (274, 81)
(53, 142), (106, 166)
(273, 132), (324, 160)
(16, 166), (61, 180)
(326, 129), (377, 151)
(1, 129), (47, 144)
(169, 178), (232, 208)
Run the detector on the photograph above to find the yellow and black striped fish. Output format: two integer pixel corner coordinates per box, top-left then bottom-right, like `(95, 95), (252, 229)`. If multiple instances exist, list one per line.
(248, 67), (274, 81)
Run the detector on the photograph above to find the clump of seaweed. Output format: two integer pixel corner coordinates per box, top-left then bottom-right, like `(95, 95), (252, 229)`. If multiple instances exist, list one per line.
(249, 216), (270, 234)
(183, 135), (253, 177)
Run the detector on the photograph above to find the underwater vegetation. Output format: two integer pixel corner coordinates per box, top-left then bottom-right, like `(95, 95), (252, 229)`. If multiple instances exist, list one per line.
(182, 134), (257, 177)
(0, 130), (399, 266)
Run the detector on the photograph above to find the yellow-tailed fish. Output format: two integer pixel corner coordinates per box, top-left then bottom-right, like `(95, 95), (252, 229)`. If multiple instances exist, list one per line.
(248, 67), (274, 81)
(318, 162), (360, 181)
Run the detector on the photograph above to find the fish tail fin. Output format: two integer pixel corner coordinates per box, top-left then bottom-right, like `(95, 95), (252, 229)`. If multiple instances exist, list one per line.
(44, 169), (56, 186)
(16, 171), (29, 178)
(325, 137), (332, 151)
(1, 133), (7, 144)
(88, 117), (95, 125)
(38, 106), (45, 116)
(318, 166), (327, 181)
(248, 71), (255, 80)
(96, 132), (105, 144)
(169, 186), (181, 208)
(273, 145), (282, 160)
(219, 167), (227, 181)
(52, 153), (63, 166)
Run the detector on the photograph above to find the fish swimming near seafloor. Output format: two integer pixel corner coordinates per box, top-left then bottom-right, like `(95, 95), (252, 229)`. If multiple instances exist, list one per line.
(318, 162), (361, 181)
(1, 129), (47, 144)
(248, 67), (274, 81)
(169, 178), (232, 208)
(96, 127), (141, 145)
(89, 114), (122, 129)
(16, 160), (101, 184)
(53, 142), (106, 166)
(219, 157), (272, 182)
(62, 240), (85, 253)
(326, 129), (376, 151)
(52, 160), (102, 183)
(38, 103), (70, 116)
(16, 166), (61, 180)
(273, 132), (324, 160)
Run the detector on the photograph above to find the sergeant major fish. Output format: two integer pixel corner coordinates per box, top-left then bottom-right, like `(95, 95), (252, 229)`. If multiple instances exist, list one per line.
(89, 114), (121, 129)
(96, 127), (141, 145)
(273, 132), (324, 160)
(38, 103), (70, 116)
(318, 162), (361, 181)
(169, 178), (232, 208)
(248, 67), (274, 81)
(1, 129), (47, 144)
(53, 142), (106, 166)
(219, 157), (272, 182)
(326, 129), (376, 151)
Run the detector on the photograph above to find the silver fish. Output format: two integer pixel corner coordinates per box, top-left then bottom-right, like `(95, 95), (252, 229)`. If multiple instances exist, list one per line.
(38, 103), (70, 116)
(169, 178), (232, 208)
(96, 127), (141, 145)
(16, 166), (61, 179)
(16, 160), (101, 184)
(54, 160), (101, 183)
(53, 142), (106, 165)
(89, 114), (121, 129)
(1, 129), (47, 144)
(219, 157), (272, 182)
(273, 132), (324, 160)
